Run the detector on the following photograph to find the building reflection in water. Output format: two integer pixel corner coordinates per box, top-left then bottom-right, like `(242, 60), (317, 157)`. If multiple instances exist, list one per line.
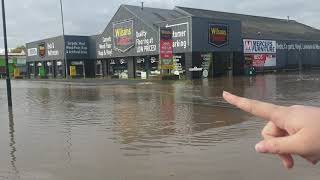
(111, 82), (249, 152)
(8, 107), (19, 178)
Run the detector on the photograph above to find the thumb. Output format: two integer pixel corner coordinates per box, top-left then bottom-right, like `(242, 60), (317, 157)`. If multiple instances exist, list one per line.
(255, 136), (298, 155)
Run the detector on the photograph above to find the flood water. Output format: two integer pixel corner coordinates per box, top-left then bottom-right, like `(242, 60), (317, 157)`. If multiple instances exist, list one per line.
(1, 74), (320, 180)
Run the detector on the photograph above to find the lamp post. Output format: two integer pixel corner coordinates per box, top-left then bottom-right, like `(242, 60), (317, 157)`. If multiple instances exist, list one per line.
(1, 0), (12, 107)
(59, 0), (68, 78)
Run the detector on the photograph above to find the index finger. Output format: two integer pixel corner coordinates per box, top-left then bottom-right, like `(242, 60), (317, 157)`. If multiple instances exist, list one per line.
(223, 91), (282, 120)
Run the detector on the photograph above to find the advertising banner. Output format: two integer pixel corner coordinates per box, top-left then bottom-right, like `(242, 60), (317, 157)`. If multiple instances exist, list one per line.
(27, 48), (37, 57)
(113, 20), (134, 52)
(209, 24), (229, 47)
(38, 43), (46, 58)
(244, 39), (277, 54)
(160, 28), (174, 69)
(246, 54), (277, 67)
(201, 53), (213, 78)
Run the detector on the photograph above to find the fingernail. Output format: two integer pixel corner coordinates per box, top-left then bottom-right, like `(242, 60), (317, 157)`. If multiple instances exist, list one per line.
(255, 143), (266, 153)
(223, 91), (229, 96)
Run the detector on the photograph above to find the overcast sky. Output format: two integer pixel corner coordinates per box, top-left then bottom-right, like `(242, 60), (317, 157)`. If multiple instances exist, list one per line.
(0, 0), (319, 48)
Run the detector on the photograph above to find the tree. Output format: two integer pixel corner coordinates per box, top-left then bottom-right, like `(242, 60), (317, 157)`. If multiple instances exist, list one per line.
(10, 45), (26, 53)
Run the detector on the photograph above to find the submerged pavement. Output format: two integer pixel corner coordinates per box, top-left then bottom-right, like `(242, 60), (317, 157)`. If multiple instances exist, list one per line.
(0, 73), (320, 179)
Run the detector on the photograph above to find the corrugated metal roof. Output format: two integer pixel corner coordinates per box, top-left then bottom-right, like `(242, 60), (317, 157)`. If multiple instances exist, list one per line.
(176, 6), (320, 41)
(122, 5), (188, 25)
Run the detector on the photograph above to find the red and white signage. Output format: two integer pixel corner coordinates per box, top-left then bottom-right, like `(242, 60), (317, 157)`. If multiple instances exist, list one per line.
(249, 54), (276, 67)
(160, 40), (173, 59)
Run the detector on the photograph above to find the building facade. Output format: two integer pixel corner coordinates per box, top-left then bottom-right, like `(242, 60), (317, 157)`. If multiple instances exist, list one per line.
(26, 5), (320, 79)
(0, 52), (27, 78)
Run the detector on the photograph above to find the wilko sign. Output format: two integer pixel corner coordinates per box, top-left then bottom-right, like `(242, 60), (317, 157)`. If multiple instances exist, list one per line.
(160, 28), (174, 69)
(113, 20), (134, 52)
(209, 24), (228, 47)
(27, 48), (37, 57)
(244, 39), (277, 54)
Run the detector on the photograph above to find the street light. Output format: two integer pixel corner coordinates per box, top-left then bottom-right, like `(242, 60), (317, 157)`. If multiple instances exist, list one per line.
(59, 0), (68, 78)
(1, 0), (12, 107)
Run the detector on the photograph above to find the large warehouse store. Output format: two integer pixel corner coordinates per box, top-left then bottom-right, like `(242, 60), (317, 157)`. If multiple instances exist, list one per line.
(26, 4), (320, 79)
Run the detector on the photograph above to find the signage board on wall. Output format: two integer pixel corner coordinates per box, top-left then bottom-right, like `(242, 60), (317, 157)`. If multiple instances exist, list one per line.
(27, 48), (37, 57)
(209, 24), (229, 47)
(136, 30), (157, 53)
(113, 20), (134, 53)
(47, 42), (59, 56)
(165, 22), (189, 50)
(98, 36), (113, 56)
(201, 53), (213, 78)
(38, 43), (46, 58)
(243, 39), (277, 54)
(277, 42), (320, 50)
(246, 54), (277, 67)
(66, 41), (88, 55)
(160, 27), (174, 69)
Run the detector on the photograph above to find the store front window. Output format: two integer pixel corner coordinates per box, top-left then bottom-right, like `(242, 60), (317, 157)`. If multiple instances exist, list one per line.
(56, 61), (64, 77)
(136, 57), (146, 78)
(46, 61), (53, 77)
(29, 63), (35, 76)
(36, 62), (46, 78)
(109, 58), (128, 79)
(149, 56), (160, 77)
(96, 60), (103, 76)
(171, 54), (186, 78)
(200, 53), (214, 78)
(70, 61), (85, 78)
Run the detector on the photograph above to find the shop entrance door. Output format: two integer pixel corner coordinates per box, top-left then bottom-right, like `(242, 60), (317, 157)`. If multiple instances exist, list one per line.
(213, 52), (234, 77)
(56, 61), (64, 78)
(109, 59), (128, 79)
(46, 61), (54, 78)
(28, 63), (35, 78)
(70, 61), (85, 78)
(95, 60), (103, 77)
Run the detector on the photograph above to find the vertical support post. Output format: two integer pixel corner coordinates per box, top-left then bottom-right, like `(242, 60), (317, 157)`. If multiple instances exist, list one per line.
(1, 0), (12, 107)
(59, 0), (68, 79)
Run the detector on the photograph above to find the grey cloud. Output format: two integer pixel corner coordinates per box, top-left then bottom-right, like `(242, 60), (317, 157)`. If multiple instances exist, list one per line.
(0, 0), (319, 48)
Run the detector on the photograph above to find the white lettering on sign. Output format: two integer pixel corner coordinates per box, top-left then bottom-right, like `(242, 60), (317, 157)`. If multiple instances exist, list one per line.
(27, 48), (37, 57)
(136, 30), (157, 53)
(47, 42), (55, 49)
(48, 50), (59, 56)
(166, 22), (189, 49)
(66, 41), (88, 55)
(173, 40), (187, 49)
(277, 42), (320, 50)
(98, 36), (113, 56)
(243, 39), (277, 54)
(173, 30), (187, 38)
(47, 42), (59, 56)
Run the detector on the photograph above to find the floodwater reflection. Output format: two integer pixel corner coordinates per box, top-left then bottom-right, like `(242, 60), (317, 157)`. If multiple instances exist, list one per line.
(1, 74), (320, 179)
(8, 107), (19, 179)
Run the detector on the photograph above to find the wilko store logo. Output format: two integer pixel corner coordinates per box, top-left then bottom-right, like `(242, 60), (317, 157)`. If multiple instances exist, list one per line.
(209, 24), (228, 47)
(113, 20), (134, 53)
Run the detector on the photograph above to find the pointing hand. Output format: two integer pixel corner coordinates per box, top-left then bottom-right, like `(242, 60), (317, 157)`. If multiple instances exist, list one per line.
(223, 91), (320, 169)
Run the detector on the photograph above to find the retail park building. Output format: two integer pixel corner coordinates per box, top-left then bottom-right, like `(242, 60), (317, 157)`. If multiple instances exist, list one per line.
(26, 4), (320, 79)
